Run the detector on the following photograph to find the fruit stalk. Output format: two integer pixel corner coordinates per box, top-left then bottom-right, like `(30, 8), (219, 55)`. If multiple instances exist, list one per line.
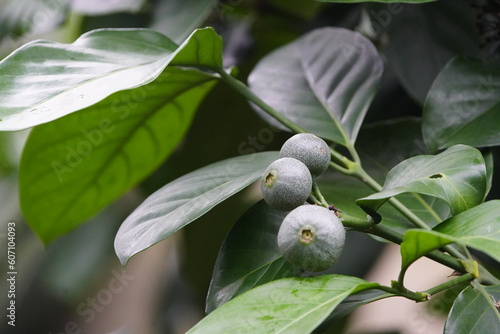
(311, 181), (329, 208)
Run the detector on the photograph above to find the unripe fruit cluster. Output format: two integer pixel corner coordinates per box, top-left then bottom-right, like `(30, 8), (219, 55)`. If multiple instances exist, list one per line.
(260, 133), (330, 211)
(260, 133), (345, 272)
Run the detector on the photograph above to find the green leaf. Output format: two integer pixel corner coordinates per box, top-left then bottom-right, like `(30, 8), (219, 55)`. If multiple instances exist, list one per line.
(444, 285), (500, 334)
(368, 1), (480, 104)
(400, 230), (456, 275)
(320, 118), (451, 235)
(248, 27), (383, 145)
(20, 67), (217, 244)
(423, 56), (500, 152)
(115, 152), (279, 266)
(188, 275), (378, 334)
(314, 289), (393, 333)
(149, 0), (217, 44)
(433, 200), (500, 261)
(400, 200), (500, 273)
(357, 145), (487, 217)
(206, 200), (300, 313)
(0, 27), (222, 130)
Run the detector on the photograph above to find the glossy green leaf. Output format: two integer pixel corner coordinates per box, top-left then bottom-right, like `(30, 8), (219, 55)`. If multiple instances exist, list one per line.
(206, 200), (300, 313)
(423, 56), (500, 153)
(248, 27), (383, 145)
(433, 200), (500, 261)
(189, 275), (378, 334)
(326, 289), (392, 321)
(314, 289), (393, 333)
(320, 118), (451, 235)
(400, 230), (456, 276)
(444, 285), (500, 334)
(400, 200), (500, 273)
(0, 27), (222, 130)
(115, 152), (279, 266)
(368, 1), (480, 104)
(150, 0), (217, 44)
(357, 145), (487, 217)
(20, 67), (217, 244)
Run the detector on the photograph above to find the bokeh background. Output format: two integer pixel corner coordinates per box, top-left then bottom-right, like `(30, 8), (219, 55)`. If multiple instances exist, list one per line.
(1, 1), (499, 333)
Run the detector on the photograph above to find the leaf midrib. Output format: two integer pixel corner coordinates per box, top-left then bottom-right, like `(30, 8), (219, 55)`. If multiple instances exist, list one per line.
(220, 256), (287, 292)
(274, 291), (349, 334)
(297, 42), (350, 146)
(50, 74), (217, 232)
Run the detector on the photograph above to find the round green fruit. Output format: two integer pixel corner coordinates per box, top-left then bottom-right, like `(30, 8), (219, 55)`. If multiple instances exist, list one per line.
(277, 205), (345, 272)
(279, 133), (330, 176)
(261, 157), (312, 211)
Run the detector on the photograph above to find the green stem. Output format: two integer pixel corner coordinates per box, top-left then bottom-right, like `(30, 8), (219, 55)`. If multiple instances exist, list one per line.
(217, 69), (360, 178)
(337, 212), (375, 230)
(328, 161), (352, 175)
(329, 149), (355, 175)
(307, 194), (322, 206)
(387, 197), (432, 230)
(312, 180), (329, 207)
(346, 141), (361, 165)
(354, 167), (431, 230)
(216, 69), (306, 134)
(397, 268), (407, 290)
(355, 166), (468, 261)
(350, 163), (381, 191)
(366, 224), (403, 244)
(329, 148), (347, 166)
(366, 224), (465, 273)
(214, 68), (497, 283)
(376, 285), (428, 302)
(349, 161), (498, 283)
(425, 273), (475, 297)
(378, 273), (475, 303)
